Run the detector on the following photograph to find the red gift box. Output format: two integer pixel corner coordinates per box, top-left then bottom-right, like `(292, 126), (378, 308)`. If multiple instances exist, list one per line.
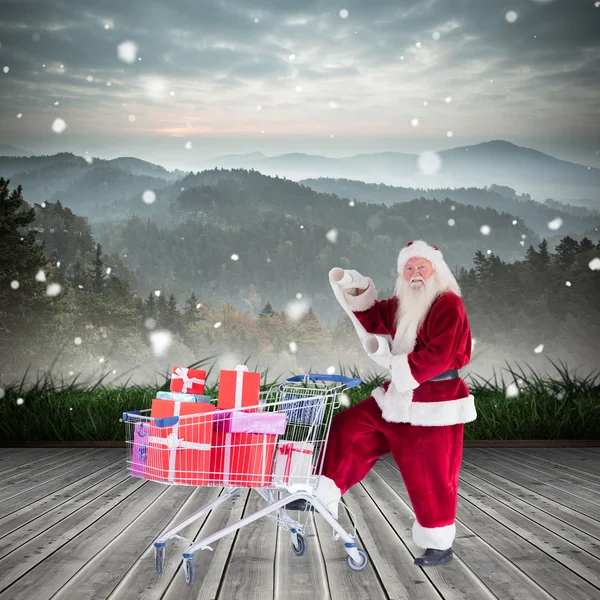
(209, 430), (276, 487)
(146, 399), (214, 485)
(217, 365), (260, 412)
(170, 366), (207, 394)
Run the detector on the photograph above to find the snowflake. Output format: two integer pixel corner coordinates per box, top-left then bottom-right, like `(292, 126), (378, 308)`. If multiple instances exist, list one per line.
(480, 225), (491, 235)
(349, 200), (355, 207)
(432, 32), (441, 40)
(46, 283), (62, 297)
(505, 382), (519, 398)
(340, 393), (350, 407)
(565, 281), (571, 287)
(411, 118), (419, 127)
(144, 317), (156, 329)
(99, 357), (105, 363)
(284, 299), (310, 321)
(289, 341), (298, 353)
(128, 114), (136, 122)
(423, 100), (428, 107)
(534, 344), (544, 353)
(417, 151), (442, 175)
(142, 190), (156, 204)
(52, 118), (67, 134)
(446, 131), (453, 137)
(589, 258), (600, 271)
(231, 254), (239, 261)
(154, 290), (161, 297)
(87, 75), (94, 82)
(296, 293), (303, 299)
(295, 85), (303, 92)
(214, 322), (222, 328)
(17, 113), (23, 118)
(548, 217), (562, 230)
(74, 337), (82, 345)
(35, 269), (46, 282)
(445, 96), (452, 103)
(288, 54), (295, 61)
(451, 205), (456, 211)
(10, 280), (19, 290)
(106, 267), (112, 275)
(505, 11), (518, 23)
(149, 330), (172, 357)
(448, 219), (455, 226)
(185, 141), (192, 149)
(326, 229), (338, 243)
(328, 100), (338, 109)
(3, 66), (9, 74)
(117, 41), (138, 65)
(415, 42), (422, 48)
(339, 9), (349, 18)
(512, 219), (517, 225)
(84, 156), (94, 164)
(17, 398), (24, 405)
(327, 366), (336, 374)
(54, 101), (59, 106)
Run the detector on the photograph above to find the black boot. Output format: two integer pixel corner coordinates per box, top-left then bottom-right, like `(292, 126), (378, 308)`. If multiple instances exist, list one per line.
(284, 499), (315, 512)
(413, 548), (453, 567)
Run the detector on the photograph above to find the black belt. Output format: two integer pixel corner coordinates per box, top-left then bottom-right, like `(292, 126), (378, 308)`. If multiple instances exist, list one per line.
(426, 369), (460, 382)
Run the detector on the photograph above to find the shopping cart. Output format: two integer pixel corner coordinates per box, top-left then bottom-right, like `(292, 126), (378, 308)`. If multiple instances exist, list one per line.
(122, 373), (368, 585)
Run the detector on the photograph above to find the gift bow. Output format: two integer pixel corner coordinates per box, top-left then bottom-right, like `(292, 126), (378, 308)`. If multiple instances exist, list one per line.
(280, 443), (313, 481)
(234, 365), (249, 372)
(172, 366), (206, 392)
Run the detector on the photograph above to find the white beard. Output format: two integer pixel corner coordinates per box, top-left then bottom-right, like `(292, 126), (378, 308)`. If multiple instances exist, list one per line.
(392, 273), (442, 355)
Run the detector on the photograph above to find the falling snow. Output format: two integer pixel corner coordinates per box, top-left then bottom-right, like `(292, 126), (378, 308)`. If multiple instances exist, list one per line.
(505, 383), (519, 398)
(445, 96), (452, 103)
(589, 258), (600, 270)
(3, 66), (9, 74)
(548, 217), (563, 230)
(285, 299), (310, 321)
(327, 366), (336, 374)
(52, 118), (67, 134)
(534, 344), (544, 353)
(411, 118), (419, 127)
(17, 113), (23, 118)
(432, 31), (441, 40)
(505, 11), (518, 23)
(326, 229), (338, 243)
(289, 341), (298, 353)
(185, 141), (192, 149)
(417, 151), (442, 175)
(142, 190), (156, 204)
(480, 225), (491, 235)
(328, 101), (338, 109)
(84, 156), (94, 164)
(10, 280), (19, 290)
(145, 317), (156, 329)
(339, 9), (349, 18)
(17, 398), (24, 405)
(448, 219), (455, 226)
(35, 269), (46, 282)
(74, 337), (82, 345)
(512, 219), (517, 225)
(296, 293), (303, 299)
(565, 281), (571, 287)
(214, 322), (222, 328)
(128, 114), (136, 122)
(154, 290), (161, 297)
(340, 393), (350, 407)
(46, 283), (62, 297)
(150, 330), (172, 357)
(446, 131), (453, 137)
(231, 254), (239, 261)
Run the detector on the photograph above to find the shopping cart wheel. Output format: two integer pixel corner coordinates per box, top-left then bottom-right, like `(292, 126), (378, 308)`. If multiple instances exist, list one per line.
(347, 549), (369, 571)
(183, 555), (196, 585)
(154, 546), (165, 574)
(291, 533), (307, 556)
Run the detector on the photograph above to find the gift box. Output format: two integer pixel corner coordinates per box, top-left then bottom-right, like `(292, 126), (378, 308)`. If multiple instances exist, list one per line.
(209, 430), (277, 487)
(272, 440), (315, 485)
(281, 392), (326, 425)
(217, 365), (261, 412)
(146, 399), (214, 485)
(156, 391), (212, 403)
(170, 366), (207, 394)
(213, 409), (287, 435)
(130, 421), (149, 477)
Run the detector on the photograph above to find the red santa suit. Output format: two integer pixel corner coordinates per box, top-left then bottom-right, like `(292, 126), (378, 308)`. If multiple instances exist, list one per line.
(320, 240), (477, 551)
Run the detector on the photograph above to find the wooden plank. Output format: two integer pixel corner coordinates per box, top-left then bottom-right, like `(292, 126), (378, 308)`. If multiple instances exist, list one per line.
(343, 478), (441, 599)
(51, 485), (197, 600)
(274, 492), (330, 600)
(359, 468), (495, 600)
(0, 448), (73, 475)
(568, 448), (600, 459)
(498, 448), (600, 483)
(0, 448), (104, 504)
(0, 477), (153, 597)
(162, 489), (250, 600)
(0, 464), (128, 560)
(0, 450), (123, 517)
(106, 485), (225, 600)
(462, 450), (600, 515)
(313, 499), (387, 600)
(377, 457), (555, 600)
(217, 487), (278, 599)
(460, 456), (600, 543)
(474, 449), (600, 494)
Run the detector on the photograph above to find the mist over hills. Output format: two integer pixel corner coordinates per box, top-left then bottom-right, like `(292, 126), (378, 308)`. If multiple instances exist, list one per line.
(197, 140), (600, 205)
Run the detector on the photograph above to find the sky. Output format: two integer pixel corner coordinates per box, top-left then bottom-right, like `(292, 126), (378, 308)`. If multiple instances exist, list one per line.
(0, 0), (599, 170)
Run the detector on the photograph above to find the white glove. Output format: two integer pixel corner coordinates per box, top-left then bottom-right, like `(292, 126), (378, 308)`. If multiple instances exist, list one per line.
(338, 269), (370, 297)
(368, 350), (393, 370)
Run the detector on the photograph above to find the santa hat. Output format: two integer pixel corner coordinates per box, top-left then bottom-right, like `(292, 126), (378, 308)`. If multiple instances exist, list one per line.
(397, 240), (462, 297)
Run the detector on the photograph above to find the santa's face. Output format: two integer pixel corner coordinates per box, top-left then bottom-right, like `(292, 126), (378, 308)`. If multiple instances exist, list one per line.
(403, 257), (434, 287)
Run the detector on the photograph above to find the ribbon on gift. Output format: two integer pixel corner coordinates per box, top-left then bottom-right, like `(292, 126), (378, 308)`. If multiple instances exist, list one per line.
(279, 443), (313, 483)
(222, 431), (271, 486)
(234, 365), (248, 409)
(148, 432), (211, 482)
(172, 367), (206, 393)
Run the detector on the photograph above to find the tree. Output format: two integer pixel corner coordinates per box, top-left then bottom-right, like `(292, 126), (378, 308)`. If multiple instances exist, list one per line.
(524, 244), (539, 266)
(537, 239), (551, 269)
(90, 243), (105, 294)
(554, 236), (579, 268)
(259, 301), (276, 317)
(183, 291), (202, 325)
(144, 292), (157, 319)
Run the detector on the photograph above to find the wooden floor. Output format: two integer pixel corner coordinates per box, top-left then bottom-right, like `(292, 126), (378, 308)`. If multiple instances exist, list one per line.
(0, 448), (599, 600)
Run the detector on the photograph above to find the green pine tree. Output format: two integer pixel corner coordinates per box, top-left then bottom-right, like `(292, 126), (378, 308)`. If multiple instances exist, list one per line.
(259, 301), (276, 317)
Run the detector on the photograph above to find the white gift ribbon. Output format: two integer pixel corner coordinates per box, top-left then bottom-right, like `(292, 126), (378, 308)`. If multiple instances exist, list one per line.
(172, 366), (206, 393)
(223, 432), (231, 485)
(234, 365), (248, 409)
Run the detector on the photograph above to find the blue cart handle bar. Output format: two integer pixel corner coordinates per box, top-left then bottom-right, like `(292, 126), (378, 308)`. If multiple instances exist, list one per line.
(122, 410), (179, 428)
(285, 374), (362, 389)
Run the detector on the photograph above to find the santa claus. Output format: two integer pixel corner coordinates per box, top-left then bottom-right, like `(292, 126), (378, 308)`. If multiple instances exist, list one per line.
(286, 240), (477, 567)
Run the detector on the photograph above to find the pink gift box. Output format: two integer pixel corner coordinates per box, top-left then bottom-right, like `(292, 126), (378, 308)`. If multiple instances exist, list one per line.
(214, 409), (287, 435)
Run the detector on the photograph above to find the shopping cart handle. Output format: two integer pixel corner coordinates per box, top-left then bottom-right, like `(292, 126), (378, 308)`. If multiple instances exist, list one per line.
(285, 374), (362, 389)
(122, 410), (141, 422)
(154, 416), (179, 428)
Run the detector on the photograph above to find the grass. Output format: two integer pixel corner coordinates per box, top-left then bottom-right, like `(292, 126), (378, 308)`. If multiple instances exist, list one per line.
(0, 357), (598, 442)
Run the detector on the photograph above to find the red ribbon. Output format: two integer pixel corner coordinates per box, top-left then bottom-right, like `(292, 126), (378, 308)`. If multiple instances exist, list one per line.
(280, 443), (313, 482)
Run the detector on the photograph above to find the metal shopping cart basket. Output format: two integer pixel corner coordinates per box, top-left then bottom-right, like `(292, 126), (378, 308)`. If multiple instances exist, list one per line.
(122, 373), (367, 585)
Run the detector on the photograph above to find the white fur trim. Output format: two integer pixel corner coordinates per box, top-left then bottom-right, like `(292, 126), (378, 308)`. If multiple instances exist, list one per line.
(372, 386), (477, 426)
(412, 520), (456, 550)
(344, 277), (377, 312)
(390, 354), (420, 391)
